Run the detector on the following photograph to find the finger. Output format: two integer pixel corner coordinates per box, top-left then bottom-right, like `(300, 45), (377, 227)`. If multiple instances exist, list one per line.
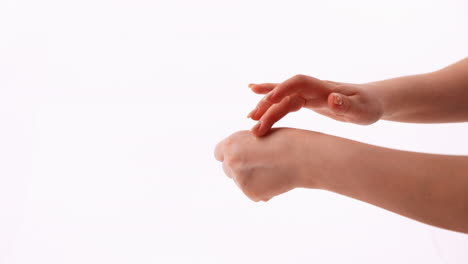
(248, 83), (277, 94)
(251, 95), (306, 137)
(233, 177), (261, 202)
(327, 92), (354, 117)
(222, 162), (232, 178)
(248, 91), (275, 120)
(267, 74), (325, 103)
(246, 84), (277, 118)
(214, 141), (225, 162)
(248, 75), (323, 120)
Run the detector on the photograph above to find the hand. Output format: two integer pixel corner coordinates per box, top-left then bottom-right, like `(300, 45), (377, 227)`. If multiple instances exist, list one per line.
(247, 74), (384, 136)
(214, 128), (323, 202)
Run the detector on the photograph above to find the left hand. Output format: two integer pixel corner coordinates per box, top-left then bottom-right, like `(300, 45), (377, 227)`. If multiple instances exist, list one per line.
(247, 74), (384, 136)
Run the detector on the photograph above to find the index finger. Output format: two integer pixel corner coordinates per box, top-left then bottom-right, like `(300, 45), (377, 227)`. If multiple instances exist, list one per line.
(248, 75), (309, 120)
(267, 74), (324, 103)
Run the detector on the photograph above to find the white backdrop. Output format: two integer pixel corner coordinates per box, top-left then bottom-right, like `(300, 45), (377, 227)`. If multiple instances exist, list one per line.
(1, 0), (468, 263)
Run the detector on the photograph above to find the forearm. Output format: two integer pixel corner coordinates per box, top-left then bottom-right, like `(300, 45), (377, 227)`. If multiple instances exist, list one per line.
(303, 134), (468, 233)
(363, 57), (468, 123)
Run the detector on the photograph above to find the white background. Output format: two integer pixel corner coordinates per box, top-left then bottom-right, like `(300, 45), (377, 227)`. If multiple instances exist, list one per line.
(1, 0), (468, 263)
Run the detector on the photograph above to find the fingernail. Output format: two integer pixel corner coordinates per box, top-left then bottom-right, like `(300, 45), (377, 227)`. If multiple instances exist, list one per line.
(333, 93), (343, 105)
(248, 83), (255, 88)
(251, 121), (261, 133)
(247, 108), (258, 119)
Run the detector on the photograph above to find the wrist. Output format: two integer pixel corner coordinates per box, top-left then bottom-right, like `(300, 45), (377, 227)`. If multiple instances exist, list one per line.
(294, 131), (342, 190)
(297, 132), (367, 192)
(359, 82), (395, 121)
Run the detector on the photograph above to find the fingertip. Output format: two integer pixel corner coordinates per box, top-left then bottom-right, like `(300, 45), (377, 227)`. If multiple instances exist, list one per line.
(251, 131), (261, 138)
(328, 93), (342, 112)
(254, 130), (265, 137)
(250, 107), (264, 120)
(251, 115), (260, 121)
(247, 108), (257, 119)
(251, 121), (268, 137)
(256, 121), (272, 137)
(251, 86), (273, 95)
(250, 121), (261, 133)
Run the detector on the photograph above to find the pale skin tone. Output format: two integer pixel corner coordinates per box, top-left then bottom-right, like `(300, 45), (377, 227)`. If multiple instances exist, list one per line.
(214, 57), (468, 234)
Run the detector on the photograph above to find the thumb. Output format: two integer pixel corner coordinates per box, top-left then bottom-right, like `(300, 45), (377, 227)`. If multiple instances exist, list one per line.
(327, 92), (358, 117)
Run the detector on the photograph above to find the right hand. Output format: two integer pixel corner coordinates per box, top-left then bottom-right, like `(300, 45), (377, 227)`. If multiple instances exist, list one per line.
(214, 128), (325, 202)
(247, 74), (384, 136)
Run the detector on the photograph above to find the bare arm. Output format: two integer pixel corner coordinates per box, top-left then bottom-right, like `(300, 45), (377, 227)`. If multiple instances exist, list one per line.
(308, 132), (468, 233)
(365, 57), (468, 123)
(247, 57), (468, 137)
(215, 128), (468, 234)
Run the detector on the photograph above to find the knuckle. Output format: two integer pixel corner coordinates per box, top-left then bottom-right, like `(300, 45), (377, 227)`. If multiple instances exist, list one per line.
(235, 171), (248, 186)
(283, 95), (292, 104)
(236, 174), (252, 192)
(222, 162), (232, 178)
(244, 189), (260, 202)
(292, 74), (308, 84)
(224, 156), (241, 169)
(323, 80), (340, 85)
(293, 74), (306, 80)
(223, 137), (234, 149)
(238, 180), (262, 202)
(214, 143), (222, 161)
(227, 130), (252, 144)
(290, 96), (305, 112)
(250, 197), (261, 202)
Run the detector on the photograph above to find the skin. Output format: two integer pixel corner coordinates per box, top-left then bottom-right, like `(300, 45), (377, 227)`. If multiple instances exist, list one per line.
(214, 57), (468, 233)
(214, 128), (468, 234)
(247, 57), (468, 136)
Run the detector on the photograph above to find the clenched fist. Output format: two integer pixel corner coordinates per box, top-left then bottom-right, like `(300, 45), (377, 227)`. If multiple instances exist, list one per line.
(214, 128), (324, 202)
